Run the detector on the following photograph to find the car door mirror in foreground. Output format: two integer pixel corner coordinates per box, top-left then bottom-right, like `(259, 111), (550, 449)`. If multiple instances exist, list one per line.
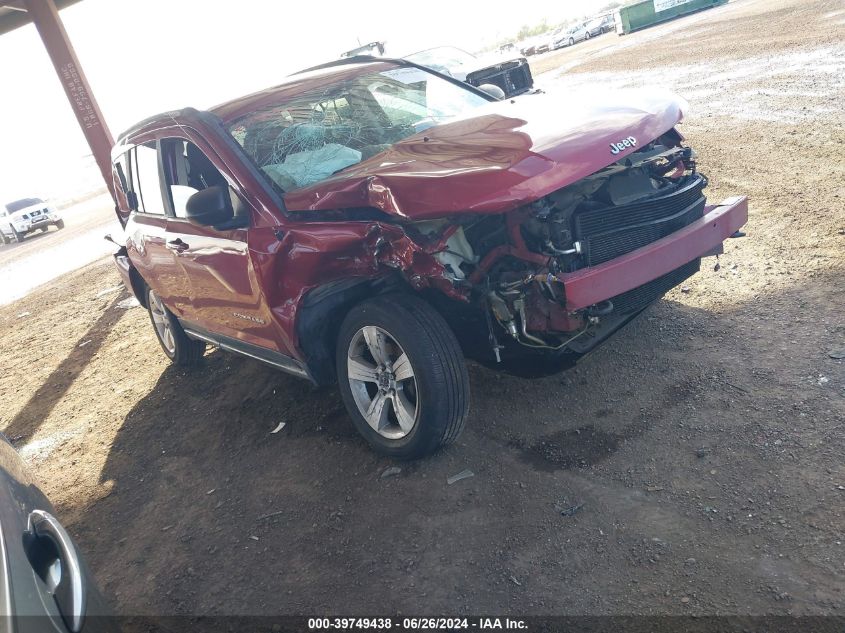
(185, 185), (234, 226)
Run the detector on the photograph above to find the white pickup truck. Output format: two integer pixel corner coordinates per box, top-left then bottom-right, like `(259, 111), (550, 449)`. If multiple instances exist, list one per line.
(0, 198), (64, 244)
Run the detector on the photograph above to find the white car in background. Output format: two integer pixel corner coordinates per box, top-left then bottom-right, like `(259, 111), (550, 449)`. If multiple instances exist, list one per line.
(0, 197), (64, 244)
(553, 23), (590, 48)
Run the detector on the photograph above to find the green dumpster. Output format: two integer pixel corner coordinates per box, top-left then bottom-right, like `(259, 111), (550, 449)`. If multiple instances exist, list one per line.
(614, 0), (728, 35)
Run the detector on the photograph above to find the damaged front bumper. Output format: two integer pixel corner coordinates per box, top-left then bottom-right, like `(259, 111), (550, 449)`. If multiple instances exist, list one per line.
(458, 194), (748, 369)
(559, 195), (748, 310)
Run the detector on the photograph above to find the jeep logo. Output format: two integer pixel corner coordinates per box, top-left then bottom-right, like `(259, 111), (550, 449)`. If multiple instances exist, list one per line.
(610, 136), (637, 155)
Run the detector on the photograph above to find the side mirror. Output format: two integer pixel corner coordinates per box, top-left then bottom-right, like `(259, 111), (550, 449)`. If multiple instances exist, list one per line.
(185, 185), (234, 226)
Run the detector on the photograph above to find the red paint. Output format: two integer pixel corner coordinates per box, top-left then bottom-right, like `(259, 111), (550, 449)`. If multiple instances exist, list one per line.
(113, 59), (745, 375)
(251, 64), (687, 219)
(558, 197), (749, 310)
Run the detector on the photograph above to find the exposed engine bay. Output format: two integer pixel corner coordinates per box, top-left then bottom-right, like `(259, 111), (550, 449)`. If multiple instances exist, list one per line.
(420, 130), (708, 363)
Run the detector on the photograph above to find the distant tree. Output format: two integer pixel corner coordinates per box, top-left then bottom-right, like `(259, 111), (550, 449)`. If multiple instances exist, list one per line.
(516, 19), (550, 41)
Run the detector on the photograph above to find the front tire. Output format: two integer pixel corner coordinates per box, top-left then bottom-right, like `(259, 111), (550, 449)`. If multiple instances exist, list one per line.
(13, 230), (25, 243)
(336, 294), (470, 459)
(55, 219), (65, 230)
(146, 287), (205, 366)
(569, 37), (575, 46)
(585, 31), (591, 40)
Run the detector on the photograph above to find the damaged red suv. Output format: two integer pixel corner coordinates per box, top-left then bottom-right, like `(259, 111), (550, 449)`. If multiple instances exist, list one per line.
(111, 57), (747, 459)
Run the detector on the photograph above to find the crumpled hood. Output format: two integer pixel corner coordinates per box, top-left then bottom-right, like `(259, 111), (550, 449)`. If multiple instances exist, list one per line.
(283, 88), (686, 220)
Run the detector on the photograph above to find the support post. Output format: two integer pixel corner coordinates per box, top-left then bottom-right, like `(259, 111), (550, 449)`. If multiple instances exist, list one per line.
(21, 0), (116, 202)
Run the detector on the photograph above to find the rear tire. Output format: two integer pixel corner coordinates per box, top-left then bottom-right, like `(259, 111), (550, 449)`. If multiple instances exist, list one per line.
(569, 37), (575, 46)
(146, 287), (205, 366)
(0, 232), (8, 245)
(585, 31), (591, 39)
(336, 294), (470, 459)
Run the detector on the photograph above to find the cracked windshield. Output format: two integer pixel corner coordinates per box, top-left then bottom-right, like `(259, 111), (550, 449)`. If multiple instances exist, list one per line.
(228, 65), (489, 190)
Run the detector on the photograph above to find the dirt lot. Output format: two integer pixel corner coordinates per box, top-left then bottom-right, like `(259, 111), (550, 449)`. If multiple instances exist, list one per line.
(0, 0), (843, 623)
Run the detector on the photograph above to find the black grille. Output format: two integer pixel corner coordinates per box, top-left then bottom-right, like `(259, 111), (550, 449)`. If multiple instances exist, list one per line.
(610, 259), (700, 315)
(466, 60), (534, 97)
(574, 176), (706, 266)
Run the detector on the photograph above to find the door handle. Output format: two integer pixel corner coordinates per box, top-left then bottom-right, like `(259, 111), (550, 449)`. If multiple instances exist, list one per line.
(166, 238), (189, 253)
(26, 510), (87, 632)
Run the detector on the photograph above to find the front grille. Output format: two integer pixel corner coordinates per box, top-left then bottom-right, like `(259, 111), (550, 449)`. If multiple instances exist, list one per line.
(574, 176), (706, 266)
(610, 258), (700, 315)
(466, 60), (534, 97)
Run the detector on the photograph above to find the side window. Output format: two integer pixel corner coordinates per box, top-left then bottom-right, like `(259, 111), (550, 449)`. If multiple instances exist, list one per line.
(134, 143), (166, 216)
(114, 154), (128, 194)
(113, 152), (137, 211)
(160, 139), (228, 219)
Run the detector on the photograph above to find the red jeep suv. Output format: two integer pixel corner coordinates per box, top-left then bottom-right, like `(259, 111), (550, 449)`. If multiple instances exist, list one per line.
(111, 57), (747, 459)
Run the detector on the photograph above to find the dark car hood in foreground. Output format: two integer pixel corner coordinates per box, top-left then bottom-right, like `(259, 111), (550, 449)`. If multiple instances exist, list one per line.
(283, 88), (687, 220)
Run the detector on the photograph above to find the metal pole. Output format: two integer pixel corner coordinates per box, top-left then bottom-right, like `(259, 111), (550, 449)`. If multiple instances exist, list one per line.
(20, 0), (116, 202)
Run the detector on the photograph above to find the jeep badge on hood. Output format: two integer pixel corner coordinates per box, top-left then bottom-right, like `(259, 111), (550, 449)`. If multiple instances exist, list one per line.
(610, 136), (638, 155)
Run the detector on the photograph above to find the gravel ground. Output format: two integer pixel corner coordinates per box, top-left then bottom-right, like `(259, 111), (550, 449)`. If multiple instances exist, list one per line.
(0, 0), (843, 623)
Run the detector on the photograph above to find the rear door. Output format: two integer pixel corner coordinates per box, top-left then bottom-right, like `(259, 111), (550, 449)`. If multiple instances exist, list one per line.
(117, 141), (193, 316)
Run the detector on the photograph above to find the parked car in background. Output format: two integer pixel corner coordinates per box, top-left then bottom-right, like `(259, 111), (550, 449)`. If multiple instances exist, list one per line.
(519, 36), (543, 56)
(0, 433), (115, 631)
(1, 197), (64, 244)
(497, 43), (518, 55)
(554, 23), (590, 48)
(526, 31), (559, 56)
(585, 14), (614, 37)
(404, 46), (533, 98)
(534, 39), (551, 55)
(585, 13), (616, 37)
(110, 56), (747, 459)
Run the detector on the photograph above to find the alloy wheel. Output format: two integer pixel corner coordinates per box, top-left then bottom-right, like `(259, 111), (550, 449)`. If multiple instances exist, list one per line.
(149, 290), (176, 354)
(347, 326), (418, 439)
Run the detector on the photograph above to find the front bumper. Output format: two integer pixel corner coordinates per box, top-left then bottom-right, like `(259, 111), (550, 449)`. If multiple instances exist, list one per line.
(20, 218), (58, 233)
(560, 195), (748, 310)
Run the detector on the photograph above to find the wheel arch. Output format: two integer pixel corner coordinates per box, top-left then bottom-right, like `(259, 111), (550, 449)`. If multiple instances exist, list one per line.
(295, 275), (411, 386)
(129, 267), (149, 309)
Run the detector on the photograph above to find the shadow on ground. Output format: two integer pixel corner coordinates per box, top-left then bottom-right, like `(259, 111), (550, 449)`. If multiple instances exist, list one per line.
(4, 291), (128, 445)
(64, 264), (845, 618)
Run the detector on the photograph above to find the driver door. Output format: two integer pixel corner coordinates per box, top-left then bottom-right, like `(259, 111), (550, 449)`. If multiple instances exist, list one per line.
(158, 136), (280, 352)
